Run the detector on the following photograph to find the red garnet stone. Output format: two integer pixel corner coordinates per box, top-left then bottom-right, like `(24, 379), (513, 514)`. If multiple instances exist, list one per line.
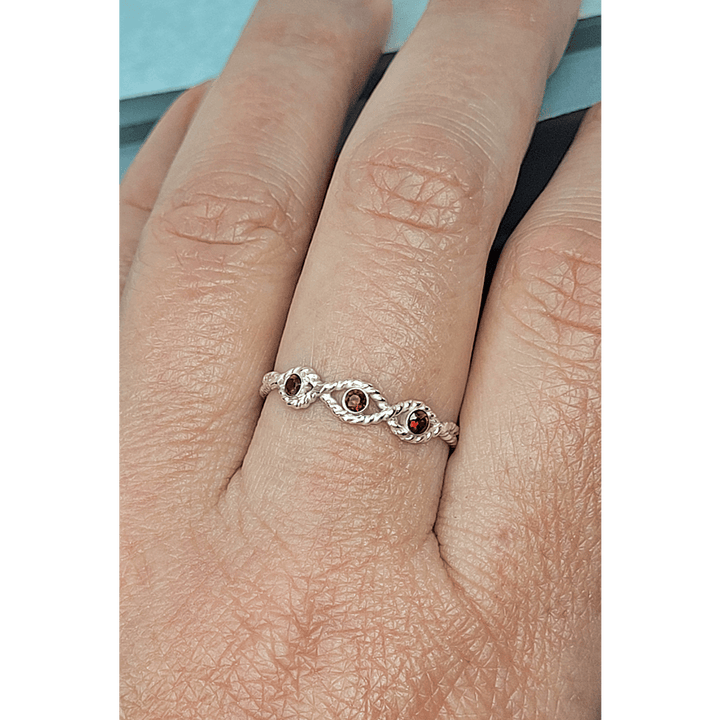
(407, 409), (429, 435)
(284, 374), (301, 396)
(344, 388), (368, 413)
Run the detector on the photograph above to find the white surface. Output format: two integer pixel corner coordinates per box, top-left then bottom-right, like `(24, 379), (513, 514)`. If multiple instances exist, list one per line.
(121, 0), (600, 99)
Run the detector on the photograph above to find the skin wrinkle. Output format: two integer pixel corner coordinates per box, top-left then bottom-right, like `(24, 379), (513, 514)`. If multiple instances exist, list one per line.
(313, 133), (488, 406)
(347, 288), (453, 377)
(146, 560), (464, 716)
(521, 222), (601, 249)
(187, 93), (278, 155)
(526, 197), (601, 227)
(191, 130), (323, 200)
(123, 195), (296, 483)
(436, 394), (599, 715)
(128, 326), (234, 410)
(351, 233), (481, 308)
(349, 157), (482, 239)
(360, 155), (466, 230)
(499, 243), (600, 369)
(193, 132), (317, 191)
(368, 29), (550, 194)
(128, 492), (516, 716)
(385, 97), (530, 199)
(374, 106), (506, 210)
(155, 172), (299, 252)
(183, 114), (309, 178)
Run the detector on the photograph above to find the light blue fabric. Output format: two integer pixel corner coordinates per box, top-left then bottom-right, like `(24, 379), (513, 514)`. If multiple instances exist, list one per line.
(121, 0), (600, 117)
(541, 45), (599, 121)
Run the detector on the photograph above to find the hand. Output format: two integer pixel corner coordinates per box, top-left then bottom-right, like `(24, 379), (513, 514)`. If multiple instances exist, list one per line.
(120, 0), (600, 717)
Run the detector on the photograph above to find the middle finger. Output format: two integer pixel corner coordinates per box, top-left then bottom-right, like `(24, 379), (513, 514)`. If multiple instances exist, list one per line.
(235, 0), (582, 549)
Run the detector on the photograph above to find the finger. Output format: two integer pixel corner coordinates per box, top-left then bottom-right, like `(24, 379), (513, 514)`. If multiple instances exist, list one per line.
(121, 0), (391, 518)
(234, 0), (583, 550)
(120, 82), (211, 297)
(436, 104), (601, 709)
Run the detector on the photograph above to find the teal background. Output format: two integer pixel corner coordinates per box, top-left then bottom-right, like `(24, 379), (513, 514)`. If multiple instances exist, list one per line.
(121, 0), (600, 99)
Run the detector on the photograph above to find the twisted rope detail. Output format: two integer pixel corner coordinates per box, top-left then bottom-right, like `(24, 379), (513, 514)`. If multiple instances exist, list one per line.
(260, 367), (458, 448)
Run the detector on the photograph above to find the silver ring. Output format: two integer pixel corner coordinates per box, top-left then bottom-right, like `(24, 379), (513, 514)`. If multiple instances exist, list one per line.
(260, 367), (459, 448)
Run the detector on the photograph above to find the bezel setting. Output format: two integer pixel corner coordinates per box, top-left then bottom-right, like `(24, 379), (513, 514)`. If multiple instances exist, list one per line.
(387, 401), (440, 444)
(277, 367), (322, 408)
(342, 387), (368, 414)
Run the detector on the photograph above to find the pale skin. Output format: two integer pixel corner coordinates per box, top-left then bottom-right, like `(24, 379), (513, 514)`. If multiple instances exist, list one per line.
(120, 0), (600, 716)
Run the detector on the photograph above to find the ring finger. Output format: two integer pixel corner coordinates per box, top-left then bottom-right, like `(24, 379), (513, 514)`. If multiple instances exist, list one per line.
(234, 0), (582, 549)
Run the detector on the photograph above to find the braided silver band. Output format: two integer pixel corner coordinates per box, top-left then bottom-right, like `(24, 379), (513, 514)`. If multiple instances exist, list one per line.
(260, 367), (459, 448)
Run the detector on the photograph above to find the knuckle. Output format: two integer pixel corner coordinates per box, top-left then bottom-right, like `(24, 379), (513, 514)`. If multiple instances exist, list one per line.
(341, 127), (487, 243)
(137, 165), (307, 296)
(148, 166), (300, 262)
(502, 231), (601, 371)
(522, 190), (601, 240)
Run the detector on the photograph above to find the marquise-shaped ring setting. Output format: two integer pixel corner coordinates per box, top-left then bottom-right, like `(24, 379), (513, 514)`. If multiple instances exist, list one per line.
(261, 367), (459, 448)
